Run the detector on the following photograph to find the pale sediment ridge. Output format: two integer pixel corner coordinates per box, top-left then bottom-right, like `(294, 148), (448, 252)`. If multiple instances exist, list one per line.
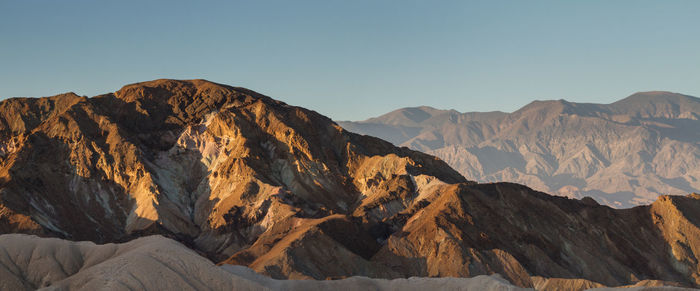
(0, 234), (692, 291)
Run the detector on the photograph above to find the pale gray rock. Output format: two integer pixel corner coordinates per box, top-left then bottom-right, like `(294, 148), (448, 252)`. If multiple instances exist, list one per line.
(0, 234), (691, 291)
(0, 234), (527, 291)
(0, 234), (267, 291)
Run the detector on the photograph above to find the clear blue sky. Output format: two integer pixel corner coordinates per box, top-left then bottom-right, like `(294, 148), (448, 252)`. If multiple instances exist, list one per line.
(1, 1), (699, 120)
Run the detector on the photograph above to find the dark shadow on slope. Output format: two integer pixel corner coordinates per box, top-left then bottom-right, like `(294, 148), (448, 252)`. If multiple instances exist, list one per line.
(456, 182), (694, 287)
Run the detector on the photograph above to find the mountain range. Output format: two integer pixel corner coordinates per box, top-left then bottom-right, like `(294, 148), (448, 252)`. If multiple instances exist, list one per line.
(339, 92), (700, 207)
(1, 80), (700, 289)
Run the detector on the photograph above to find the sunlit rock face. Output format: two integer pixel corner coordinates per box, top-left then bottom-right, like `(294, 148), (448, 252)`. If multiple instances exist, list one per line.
(2, 80), (700, 289)
(0, 79), (465, 263)
(340, 92), (700, 208)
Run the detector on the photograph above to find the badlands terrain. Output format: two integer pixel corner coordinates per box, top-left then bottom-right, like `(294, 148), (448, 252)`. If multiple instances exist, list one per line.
(340, 92), (700, 207)
(0, 79), (699, 290)
(0, 234), (690, 290)
(0, 234), (523, 291)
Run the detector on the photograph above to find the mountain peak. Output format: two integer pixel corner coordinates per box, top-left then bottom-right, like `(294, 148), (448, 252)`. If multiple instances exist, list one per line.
(118, 78), (230, 91)
(510, 99), (587, 119)
(364, 106), (453, 126)
(612, 91), (700, 106)
(610, 91), (700, 118)
(105, 79), (285, 134)
(115, 79), (243, 102)
(615, 91), (695, 103)
(516, 99), (570, 111)
(628, 90), (685, 97)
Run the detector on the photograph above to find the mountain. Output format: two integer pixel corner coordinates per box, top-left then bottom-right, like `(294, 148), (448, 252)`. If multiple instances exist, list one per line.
(339, 92), (700, 207)
(0, 79), (465, 257)
(2, 80), (700, 289)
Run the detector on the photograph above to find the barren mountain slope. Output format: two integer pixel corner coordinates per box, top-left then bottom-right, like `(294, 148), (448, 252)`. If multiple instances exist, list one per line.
(339, 92), (700, 207)
(2, 81), (700, 289)
(371, 184), (700, 287)
(0, 79), (465, 260)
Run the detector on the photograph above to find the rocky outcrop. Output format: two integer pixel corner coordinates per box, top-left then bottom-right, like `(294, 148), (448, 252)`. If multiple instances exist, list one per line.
(340, 92), (700, 207)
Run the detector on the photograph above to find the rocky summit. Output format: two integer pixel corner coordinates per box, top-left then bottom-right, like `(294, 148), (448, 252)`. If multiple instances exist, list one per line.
(1, 80), (700, 289)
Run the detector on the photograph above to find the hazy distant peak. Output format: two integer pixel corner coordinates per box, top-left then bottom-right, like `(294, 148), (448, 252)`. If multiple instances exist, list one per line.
(365, 105), (454, 126)
(613, 91), (690, 104)
(414, 105), (449, 112)
(609, 91), (700, 118)
(512, 92), (700, 120)
(516, 99), (570, 112)
(510, 99), (597, 119)
(626, 90), (688, 98)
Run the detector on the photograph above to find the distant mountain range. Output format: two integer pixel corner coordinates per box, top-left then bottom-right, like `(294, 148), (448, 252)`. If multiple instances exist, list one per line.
(339, 91), (700, 207)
